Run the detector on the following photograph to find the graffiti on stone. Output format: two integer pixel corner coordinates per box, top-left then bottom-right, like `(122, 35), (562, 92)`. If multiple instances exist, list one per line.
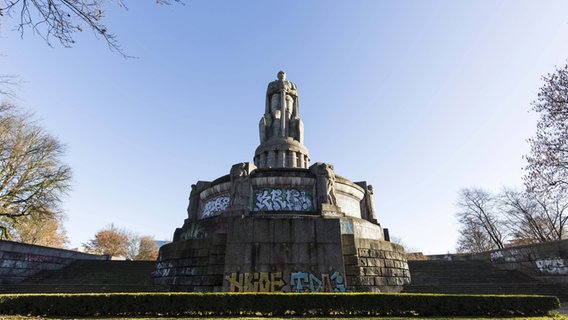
(290, 271), (348, 292)
(490, 251), (504, 262)
(224, 271), (348, 292)
(21, 254), (59, 263)
(154, 261), (174, 277)
(154, 262), (196, 278)
(535, 257), (568, 275)
(253, 188), (314, 211)
(340, 220), (354, 235)
(224, 272), (285, 292)
(201, 195), (230, 219)
(490, 249), (522, 262)
(179, 222), (206, 240)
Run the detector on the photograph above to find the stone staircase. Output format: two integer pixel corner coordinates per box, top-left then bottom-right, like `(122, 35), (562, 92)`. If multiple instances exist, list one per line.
(0, 260), (165, 293)
(403, 259), (568, 302)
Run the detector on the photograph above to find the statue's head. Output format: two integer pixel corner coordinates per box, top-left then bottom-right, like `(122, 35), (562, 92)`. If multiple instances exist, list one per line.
(277, 70), (286, 80)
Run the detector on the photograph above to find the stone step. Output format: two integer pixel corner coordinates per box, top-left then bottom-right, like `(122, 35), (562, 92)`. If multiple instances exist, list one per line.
(404, 259), (568, 302)
(0, 283), (165, 294)
(11, 260), (159, 292)
(404, 283), (568, 299)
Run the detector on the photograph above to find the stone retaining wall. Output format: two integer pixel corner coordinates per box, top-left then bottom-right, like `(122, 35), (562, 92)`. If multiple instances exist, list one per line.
(473, 239), (568, 284)
(419, 240), (568, 285)
(0, 240), (107, 284)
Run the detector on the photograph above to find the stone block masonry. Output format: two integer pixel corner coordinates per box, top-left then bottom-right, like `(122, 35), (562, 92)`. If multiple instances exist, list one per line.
(342, 235), (410, 292)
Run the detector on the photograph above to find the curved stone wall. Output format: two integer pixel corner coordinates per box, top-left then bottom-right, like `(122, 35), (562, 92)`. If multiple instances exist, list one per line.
(254, 138), (310, 169)
(198, 179), (231, 220)
(334, 178), (365, 219)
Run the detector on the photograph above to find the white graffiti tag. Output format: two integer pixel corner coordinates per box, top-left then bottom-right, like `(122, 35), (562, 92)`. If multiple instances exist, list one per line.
(535, 257), (568, 275)
(200, 195), (230, 219)
(253, 188), (314, 212)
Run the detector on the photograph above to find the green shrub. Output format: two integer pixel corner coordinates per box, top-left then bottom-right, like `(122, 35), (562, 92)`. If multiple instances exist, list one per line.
(0, 292), (559, 317)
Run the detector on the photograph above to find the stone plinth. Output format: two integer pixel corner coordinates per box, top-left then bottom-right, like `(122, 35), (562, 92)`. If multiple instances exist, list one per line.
(254, 138), (310, 169)
(157, 213), (408, 292)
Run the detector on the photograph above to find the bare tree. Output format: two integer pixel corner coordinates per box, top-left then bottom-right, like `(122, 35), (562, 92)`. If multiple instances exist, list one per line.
(0, 0), (183, 58)
(455, 188), (507, 252)
(0, 75), (22, 98)
(456, 187), (567, 253)
(457, 219), (498, 253)
(524, 63), (568, 194)
(0, 103), (72, 240)
(501, 188), (568, 243)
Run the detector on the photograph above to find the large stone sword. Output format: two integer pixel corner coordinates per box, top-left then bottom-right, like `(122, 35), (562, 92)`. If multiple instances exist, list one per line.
(280, 83), (287, 138)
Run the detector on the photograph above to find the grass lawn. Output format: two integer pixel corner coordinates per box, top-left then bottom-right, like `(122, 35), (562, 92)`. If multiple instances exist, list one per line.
(1, 317), (567, 320)
(0, 296), (564, 319)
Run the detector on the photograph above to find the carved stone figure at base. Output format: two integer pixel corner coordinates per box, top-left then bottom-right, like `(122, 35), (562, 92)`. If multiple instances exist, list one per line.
(187, 181), (208, 221)
(229, 162), (256, 210)
(365, 185), (377, 223)
(311, 163), (337, 209)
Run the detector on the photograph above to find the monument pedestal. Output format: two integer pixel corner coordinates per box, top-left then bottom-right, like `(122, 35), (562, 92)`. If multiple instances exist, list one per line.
(155, 71), (410, 292)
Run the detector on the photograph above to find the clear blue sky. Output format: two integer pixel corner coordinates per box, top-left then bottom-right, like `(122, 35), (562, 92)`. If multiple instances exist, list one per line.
(2, 1), (568, 254)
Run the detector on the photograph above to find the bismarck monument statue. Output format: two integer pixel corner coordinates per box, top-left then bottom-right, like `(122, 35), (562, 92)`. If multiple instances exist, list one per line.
(155, 71), (410, 292)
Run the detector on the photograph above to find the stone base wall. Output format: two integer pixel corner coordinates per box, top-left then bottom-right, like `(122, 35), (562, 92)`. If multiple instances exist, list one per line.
(156, 215), (410, 293)
(0, 240), (106, 284)
(343, 235), (410, 292)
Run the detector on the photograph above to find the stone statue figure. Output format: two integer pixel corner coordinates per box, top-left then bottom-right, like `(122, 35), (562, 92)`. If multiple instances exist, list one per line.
(187, 184), (199, 221)
(229, 162), (256, 210)
(186, 181), (208, 221)
(365, 185), (377, 223)
(259, 71), (304, 144)
(311, 163), (337, 208)
(356, 181), (378, 223)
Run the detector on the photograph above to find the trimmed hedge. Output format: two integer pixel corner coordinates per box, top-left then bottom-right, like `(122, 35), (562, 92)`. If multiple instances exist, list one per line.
(0, 292), (560, 317)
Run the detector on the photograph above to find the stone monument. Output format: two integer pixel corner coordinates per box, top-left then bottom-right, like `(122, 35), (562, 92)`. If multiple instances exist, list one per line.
(155, 71), (410, 292)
